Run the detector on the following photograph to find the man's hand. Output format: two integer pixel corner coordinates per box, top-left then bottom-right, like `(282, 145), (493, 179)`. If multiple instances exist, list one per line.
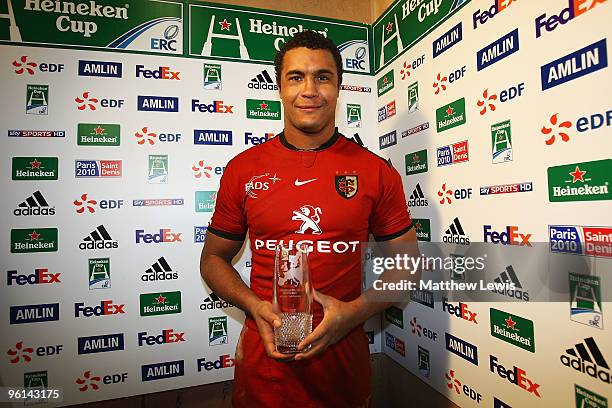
(251, 300), (295, 361)
(294, 290), (361, 361)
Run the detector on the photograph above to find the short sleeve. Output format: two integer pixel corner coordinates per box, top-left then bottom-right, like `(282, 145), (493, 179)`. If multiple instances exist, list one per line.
(369, 162), (413, 241)
(208, 159), (248, 241)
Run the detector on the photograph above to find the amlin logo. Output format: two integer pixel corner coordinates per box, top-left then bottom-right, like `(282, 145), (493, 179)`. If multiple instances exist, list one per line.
(547, 159), (611, 202)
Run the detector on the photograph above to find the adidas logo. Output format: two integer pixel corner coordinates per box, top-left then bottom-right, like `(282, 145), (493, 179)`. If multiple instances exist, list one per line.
(561, 337), (610, 384)
(79, 225), (118, 250)
(248, 70), (278, 90)
(408, 183), (428, 207)
(491, 265), (529, 301)
(142, 257), (178, 281)
(14, 191), (55, 216)
(443, 217), (470, 245)
(350, 133), (366, 148)
(200, 292), (234, 310)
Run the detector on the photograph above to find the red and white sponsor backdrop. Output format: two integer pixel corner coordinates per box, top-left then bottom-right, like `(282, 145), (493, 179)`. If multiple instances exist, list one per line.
(373, 1), (611, 407)
(0, 43), (377, 407)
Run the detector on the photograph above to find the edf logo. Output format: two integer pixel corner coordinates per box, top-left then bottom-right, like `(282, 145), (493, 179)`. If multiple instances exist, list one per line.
(484, 225), (533, 246)
(245, 132), (274, 145)
(437, 183), (472, 204)
(473, 0), (518, 29)
(135, 65), (180, 80)
(74, 301), (125, 317)
(477, 82), (525, 115)
(75, 92), (124, 110)
(535, 0), (606, 38)
(7, 269), (61, 286)
(136, 229), (182, 244)
(7, 341), (63, 363)
(433, 66), (466, 95)
(12, 56), (64, 75)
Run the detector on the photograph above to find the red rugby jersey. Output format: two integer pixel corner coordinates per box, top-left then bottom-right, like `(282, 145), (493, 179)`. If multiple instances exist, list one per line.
(209, 129), (413, 321)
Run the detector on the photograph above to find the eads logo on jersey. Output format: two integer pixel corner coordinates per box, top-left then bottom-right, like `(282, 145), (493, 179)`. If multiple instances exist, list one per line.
(75, 91), (124, 111)
(473, 0), (518, 29)
(14, 191), (55, 216)
(569, 272), (603, 329)
(135, 126), (182, 145)
(550, 225), (611, 258)
(142, 361), (185, 381)
(484, 225), (533, 246)
(432, 66), (466, 95)
(535, 0), (607, 38)
(477, 82), (525, 115)
(547, 159), (611, 202)
(445, 369), (482, 403)
(442, 298), (477, 323)
(76, 370), (127, 391)
(12, 56), (64, 75)
(541, 109), (611, 145)
(561, 337), (611, 385)
(245, 173), (281, 199)
(7, 341), (63, 363)
(490, 355), (541, 397)
(7, 268), (61, 286)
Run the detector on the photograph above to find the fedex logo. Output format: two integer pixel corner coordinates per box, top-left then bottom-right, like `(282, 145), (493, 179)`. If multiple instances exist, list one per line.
(484, 225), (533, 246)
(442, 298), (477, 323)
(74, 300), (125, 317)
(135, 65), (180, 80)
(473, 0), (518, 29)
(245, 132), (275, 145)
(135, 229), (182, 244)
(197, 354), (235, 371)
(138, 329), (185, 346)
(535, 0), (607, 38)
(490, 355), (541, 397)
(192, 100), (234, 113)
(7, 269), (60, 286)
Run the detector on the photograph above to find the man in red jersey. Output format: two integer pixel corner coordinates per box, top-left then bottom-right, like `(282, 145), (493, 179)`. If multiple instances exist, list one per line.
(200, 31), (417, 407)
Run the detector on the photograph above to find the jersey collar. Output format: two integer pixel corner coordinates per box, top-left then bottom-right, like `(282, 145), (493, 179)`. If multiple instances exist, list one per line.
(278, 128), (341, 151)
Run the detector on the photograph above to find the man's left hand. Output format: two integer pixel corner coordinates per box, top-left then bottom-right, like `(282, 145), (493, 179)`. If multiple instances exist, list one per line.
(294, 290), (361, 360)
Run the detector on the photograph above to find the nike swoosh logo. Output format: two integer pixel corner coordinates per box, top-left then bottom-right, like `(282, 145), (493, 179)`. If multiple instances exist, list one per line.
(294, 178), (317, 186)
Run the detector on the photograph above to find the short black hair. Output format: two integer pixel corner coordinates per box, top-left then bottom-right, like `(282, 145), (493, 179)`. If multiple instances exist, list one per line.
(274, 30), (343, 88)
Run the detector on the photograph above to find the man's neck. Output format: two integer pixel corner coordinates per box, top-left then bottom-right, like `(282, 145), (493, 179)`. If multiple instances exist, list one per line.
(283, 123), (336, 150)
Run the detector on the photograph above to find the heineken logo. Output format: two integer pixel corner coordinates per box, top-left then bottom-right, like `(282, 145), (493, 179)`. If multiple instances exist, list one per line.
(246, 99), (281, 120)
(77, 124), (120, 146)
(413, 219), (431, 242)
(436, 97), (466, 132)
(490, 308), (535, 353)
(12, 157), (58, 180)
(11, 228), (58, 253)
(377, 70), (394, 96)
(405, 149), (428, 175)
(140, 291), (182, 316)
(547, 159), (611, 202)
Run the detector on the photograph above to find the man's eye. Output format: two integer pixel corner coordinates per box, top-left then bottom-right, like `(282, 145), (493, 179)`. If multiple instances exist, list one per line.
(318, 76), (330, 81)
(289, 76), (302, 81)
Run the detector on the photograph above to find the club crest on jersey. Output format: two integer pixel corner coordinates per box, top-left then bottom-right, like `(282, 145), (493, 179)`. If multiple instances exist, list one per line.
(335, 175), (358, 199)
(292, 205), (323, 235)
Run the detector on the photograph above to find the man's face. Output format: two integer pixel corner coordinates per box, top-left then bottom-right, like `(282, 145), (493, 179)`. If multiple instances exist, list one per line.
(278, 47), (339, 134)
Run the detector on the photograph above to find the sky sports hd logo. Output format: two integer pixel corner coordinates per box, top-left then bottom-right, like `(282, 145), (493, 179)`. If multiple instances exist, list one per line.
(436, 97), (466, 132)
(77, 124), (120, 146)
(11, 228), (57, 253)
(12, 157), (58, 180)
(477, 28), (520, 71)
(78, 60), (122, 78)
(541, 39), (607, 91)
(480, 182), (533, 196)
(549, 225), (611, 258)
(9, 129), (64, 138)
(75, 160), (122, 178)
(490, 308), (535, 353)
(140, 292), (181, 317)
(547, 159), (611, 202)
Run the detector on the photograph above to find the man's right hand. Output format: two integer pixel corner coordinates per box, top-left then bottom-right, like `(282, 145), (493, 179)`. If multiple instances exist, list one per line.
(250, 300), (295, 361)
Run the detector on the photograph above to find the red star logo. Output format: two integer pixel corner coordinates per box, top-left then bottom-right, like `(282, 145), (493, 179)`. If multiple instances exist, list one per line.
(259, 101), (268, 110)
(570, 166), (586, 183)
(415, 221), (422, 230)
(93, 126), (104, 135)
(383, 77), (388, 84)
(412, 153), (419, 162)
(219, 18), (232, 31)
(385, 22), (393, 34)
(446, 106), (454, 116)
(29, 230), (41, 241)
(30, 159), (41, 169)
(155, 294), (166, 304)
(505, 316), (518, 330)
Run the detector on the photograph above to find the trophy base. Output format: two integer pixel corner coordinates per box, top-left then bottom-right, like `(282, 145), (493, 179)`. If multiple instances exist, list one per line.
(275, 312), (312, 354)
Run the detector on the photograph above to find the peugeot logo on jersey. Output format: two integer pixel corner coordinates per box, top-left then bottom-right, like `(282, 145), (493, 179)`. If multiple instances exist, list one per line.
(292, 205), (323, 235)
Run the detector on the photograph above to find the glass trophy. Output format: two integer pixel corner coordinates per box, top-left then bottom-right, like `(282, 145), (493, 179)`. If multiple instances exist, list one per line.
(273, 242), (313, 354)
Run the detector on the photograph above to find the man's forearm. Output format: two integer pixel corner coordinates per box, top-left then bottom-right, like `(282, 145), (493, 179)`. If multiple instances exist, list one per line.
(201, 254), (261, 316)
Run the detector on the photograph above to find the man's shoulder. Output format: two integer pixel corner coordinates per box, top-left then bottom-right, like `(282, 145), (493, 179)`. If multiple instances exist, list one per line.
(226, 136), (278, 171)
